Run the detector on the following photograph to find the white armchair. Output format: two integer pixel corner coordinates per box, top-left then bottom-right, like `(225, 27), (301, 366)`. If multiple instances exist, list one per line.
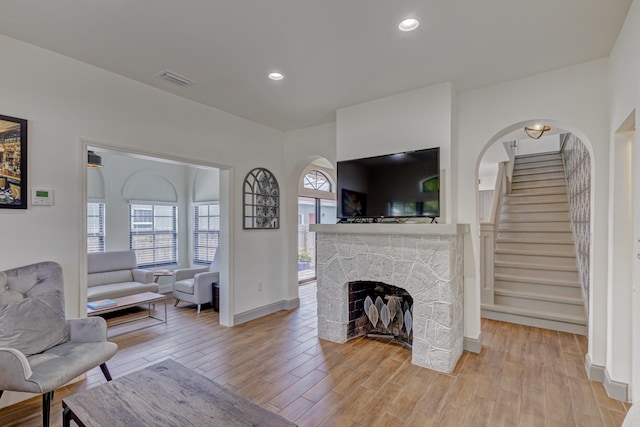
(172, 251), (220, 313)
(0, 261), (117, 427)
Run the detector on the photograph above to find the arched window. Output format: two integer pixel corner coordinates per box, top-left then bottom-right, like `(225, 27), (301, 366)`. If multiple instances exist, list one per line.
(303, 170), (331, 192)
(243, 167), (279, 229)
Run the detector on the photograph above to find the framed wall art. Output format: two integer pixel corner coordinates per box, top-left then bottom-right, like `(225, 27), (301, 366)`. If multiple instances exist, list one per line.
(243, 167), (279, 229)
(0, 114), (27, 209)
(341, 189), (366, 217)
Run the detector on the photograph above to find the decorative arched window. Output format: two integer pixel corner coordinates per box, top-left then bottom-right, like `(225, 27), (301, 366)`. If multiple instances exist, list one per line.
(243, 167), (279, 229)
(303, 170), (332, 192)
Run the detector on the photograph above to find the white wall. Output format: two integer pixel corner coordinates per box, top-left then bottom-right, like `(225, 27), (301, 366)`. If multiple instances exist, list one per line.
(609, 0), (640, 400)
(478, 142), (510, 191)
(88, 153), (187, 261)
(283, 122), (337, 303)
(516, 134), (561, 156)
(337, 82), (454, 223)
(457, 59), (610, 355)
(0, 34), (289, 353)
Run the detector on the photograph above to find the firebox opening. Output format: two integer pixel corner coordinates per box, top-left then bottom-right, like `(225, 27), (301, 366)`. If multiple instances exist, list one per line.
(347, 281), (413, 347)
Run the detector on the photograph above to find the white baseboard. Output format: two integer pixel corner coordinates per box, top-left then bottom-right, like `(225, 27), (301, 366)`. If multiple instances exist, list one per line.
(234, 298), (300, 325)
(585, 354), (605, 382)
(586, 354), (629, 402)
(605, 368), (630, 402)
(463, 333), (482, 353)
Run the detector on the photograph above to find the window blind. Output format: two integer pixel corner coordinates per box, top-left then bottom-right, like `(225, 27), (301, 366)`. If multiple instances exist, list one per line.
(129, 203), (177, 267)
(194, 204), (220, 265)
(87, 202), (105, 253)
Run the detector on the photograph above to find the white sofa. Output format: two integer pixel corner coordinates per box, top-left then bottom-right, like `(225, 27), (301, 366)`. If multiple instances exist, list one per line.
(87, 250), (157, 301)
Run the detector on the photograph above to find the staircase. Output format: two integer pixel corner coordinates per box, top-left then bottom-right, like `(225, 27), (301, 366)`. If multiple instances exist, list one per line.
(481, 151), (587, 335)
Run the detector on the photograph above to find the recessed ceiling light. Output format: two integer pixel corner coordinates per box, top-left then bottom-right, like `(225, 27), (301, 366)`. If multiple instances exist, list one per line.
(268, 72), (285, 81)
(398, 17), (420, 32)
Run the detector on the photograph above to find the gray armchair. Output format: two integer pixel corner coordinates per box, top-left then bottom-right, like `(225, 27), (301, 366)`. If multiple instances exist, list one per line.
(0, 261), (117, 427)
(172, 251), (220, 313)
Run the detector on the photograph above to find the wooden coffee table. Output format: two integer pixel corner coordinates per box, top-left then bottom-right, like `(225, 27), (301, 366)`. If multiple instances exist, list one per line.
(87, 292), (167, 335)
(62, 359), (297, 427)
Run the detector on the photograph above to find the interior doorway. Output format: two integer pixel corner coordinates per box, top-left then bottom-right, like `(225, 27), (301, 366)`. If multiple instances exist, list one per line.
(297, 166), (336, 283)
(82, 142), (233, 325)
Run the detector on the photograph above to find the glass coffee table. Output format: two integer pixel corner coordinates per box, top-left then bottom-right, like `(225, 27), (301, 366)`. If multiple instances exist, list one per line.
(87, 292), (167, 336)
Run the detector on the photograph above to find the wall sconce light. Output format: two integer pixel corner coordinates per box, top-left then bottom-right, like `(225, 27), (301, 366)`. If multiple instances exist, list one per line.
(87, 151), (103, 168)
(524, 124), (551, 139)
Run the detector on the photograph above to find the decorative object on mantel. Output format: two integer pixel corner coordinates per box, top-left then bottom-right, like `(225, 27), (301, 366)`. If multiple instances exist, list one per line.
(0, 114), (27, 209)
(243, 167), (280, 229)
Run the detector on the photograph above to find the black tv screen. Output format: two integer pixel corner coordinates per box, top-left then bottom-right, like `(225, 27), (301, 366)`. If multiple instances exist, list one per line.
(337, 147), (440, 219)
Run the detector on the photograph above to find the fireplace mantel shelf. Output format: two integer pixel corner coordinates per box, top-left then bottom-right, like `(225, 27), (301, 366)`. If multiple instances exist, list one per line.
(310, 223), (469, 236)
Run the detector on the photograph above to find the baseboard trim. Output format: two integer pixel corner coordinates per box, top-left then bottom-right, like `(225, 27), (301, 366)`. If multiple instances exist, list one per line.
(584, 355), (629, 402)
(234, 298), (300, 325)
(605, 368), (630, 402)
(585, 354), (605, 383)
(463, 333), (482, 353)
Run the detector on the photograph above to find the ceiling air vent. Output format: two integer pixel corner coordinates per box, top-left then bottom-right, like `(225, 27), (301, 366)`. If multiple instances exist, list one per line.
(157, 70), (196, 86)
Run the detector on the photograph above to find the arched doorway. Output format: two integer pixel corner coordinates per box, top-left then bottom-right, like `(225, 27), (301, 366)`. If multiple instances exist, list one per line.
(477, 121), (593, 337)
(297, 164), (336, 283)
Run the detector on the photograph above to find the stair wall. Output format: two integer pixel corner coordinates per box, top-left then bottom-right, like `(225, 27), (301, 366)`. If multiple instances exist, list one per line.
(561, 135), (591, 311)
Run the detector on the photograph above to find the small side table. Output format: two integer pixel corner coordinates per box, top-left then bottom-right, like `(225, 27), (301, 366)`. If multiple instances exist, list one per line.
(153, 270), (173, 283)
(212, 282), (219, 312)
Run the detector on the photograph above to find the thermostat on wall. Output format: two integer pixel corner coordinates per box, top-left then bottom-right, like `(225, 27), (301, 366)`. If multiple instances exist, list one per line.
(32, 188), (54, 206)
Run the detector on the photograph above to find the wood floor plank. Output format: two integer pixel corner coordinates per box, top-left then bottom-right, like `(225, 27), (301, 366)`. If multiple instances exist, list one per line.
(0, 283), (629, 427)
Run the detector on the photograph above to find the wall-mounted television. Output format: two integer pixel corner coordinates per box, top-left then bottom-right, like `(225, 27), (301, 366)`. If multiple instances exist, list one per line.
(337, 147), (440, 219)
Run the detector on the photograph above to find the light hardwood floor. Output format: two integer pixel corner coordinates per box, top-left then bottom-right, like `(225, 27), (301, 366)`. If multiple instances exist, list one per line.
(0, 283), (630, 426)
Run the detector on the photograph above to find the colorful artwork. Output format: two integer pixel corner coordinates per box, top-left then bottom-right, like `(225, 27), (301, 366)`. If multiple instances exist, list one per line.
(0, 115), (27, 209)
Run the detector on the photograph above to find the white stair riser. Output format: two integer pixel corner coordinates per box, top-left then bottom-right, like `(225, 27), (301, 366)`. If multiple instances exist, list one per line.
(512, 171), (565, 182)
(481, 309), (587, 335)
(498, 222), (571, 232)
(501, 203), (569, 213)
(516, 159), (563, 169)
(495, 241), (575, 254)
(516, 153), (562, 163)
(495, 266), (580, 282)
(504, 194), (568, 204)
(495, 280), (582, 298)
(497, 231), (573, 241)
(494, 295), (585, 316)
(511, 179), (566, 190)
(500, 211), (570, 222)
(514, 165), (565, 176)
(495, 253), (578, 267)
(511, 185), (566, 195)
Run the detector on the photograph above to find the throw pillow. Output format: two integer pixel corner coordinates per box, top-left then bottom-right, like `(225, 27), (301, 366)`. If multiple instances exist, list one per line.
(0, 289), (69, 356)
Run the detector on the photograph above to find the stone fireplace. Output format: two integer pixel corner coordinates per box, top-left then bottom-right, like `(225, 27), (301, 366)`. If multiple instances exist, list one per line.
(311, 223), (468, 373)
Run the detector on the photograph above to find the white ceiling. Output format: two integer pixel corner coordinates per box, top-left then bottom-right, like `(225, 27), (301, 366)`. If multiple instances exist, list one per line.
(0, 0), (632, 131)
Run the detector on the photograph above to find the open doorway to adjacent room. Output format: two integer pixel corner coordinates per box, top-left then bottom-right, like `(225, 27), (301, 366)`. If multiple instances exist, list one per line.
(84, 144), (228, 320)
(297, 160), (336, 284)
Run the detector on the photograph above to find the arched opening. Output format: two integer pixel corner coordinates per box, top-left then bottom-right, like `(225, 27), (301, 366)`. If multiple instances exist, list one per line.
(297, 161), (336, 283)
(476, 120), (593, 338)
